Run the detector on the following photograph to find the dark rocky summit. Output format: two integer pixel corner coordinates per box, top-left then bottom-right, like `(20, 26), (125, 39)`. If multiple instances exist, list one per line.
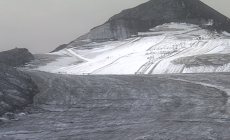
(0, 63), (38, 117)
(0, 48), (34, 67)
(76, 0), (230, 42)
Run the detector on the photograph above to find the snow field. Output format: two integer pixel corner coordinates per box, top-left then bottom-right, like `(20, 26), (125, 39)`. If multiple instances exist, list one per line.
(32, 22), (230, 75)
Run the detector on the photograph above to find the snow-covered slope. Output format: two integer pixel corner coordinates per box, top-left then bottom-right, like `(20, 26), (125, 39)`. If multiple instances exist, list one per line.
(27, 23), (230, 75)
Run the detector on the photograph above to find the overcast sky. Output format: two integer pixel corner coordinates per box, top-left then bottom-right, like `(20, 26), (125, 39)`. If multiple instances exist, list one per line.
(0, 0), (229, 53)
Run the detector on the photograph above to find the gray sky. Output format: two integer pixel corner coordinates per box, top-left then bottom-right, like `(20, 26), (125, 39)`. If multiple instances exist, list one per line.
(0, 0), (229, 53)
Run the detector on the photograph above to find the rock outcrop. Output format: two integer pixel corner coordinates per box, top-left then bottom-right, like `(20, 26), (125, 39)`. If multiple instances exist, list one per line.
(0, 63), (38, 116)
(75, 0), (230, 42)
(0, 48), (34, 67)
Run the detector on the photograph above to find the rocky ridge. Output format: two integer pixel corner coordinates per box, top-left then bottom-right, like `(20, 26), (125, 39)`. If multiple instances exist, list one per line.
(50, 44), (68, 53)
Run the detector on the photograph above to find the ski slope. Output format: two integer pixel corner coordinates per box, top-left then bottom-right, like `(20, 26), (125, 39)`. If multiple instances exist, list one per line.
(29, 22), (230, 75)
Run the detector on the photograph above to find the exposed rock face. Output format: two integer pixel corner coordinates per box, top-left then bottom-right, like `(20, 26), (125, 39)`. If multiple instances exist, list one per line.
(0, 48), (34, 67)
(0, 63), (38, 116)
(75, 0), (230, 42)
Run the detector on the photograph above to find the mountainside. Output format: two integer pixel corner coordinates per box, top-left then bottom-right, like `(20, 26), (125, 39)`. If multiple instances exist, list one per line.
(72, 0), (230, 44)
(16, 0), (230, 82)
(43, 0), (230, 75)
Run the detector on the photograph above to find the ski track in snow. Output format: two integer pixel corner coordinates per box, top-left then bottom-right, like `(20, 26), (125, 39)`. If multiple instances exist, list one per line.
(28, 22), (230, 75)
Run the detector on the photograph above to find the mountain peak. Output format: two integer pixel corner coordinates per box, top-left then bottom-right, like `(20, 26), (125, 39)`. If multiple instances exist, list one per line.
(74, 0), (230, 42)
